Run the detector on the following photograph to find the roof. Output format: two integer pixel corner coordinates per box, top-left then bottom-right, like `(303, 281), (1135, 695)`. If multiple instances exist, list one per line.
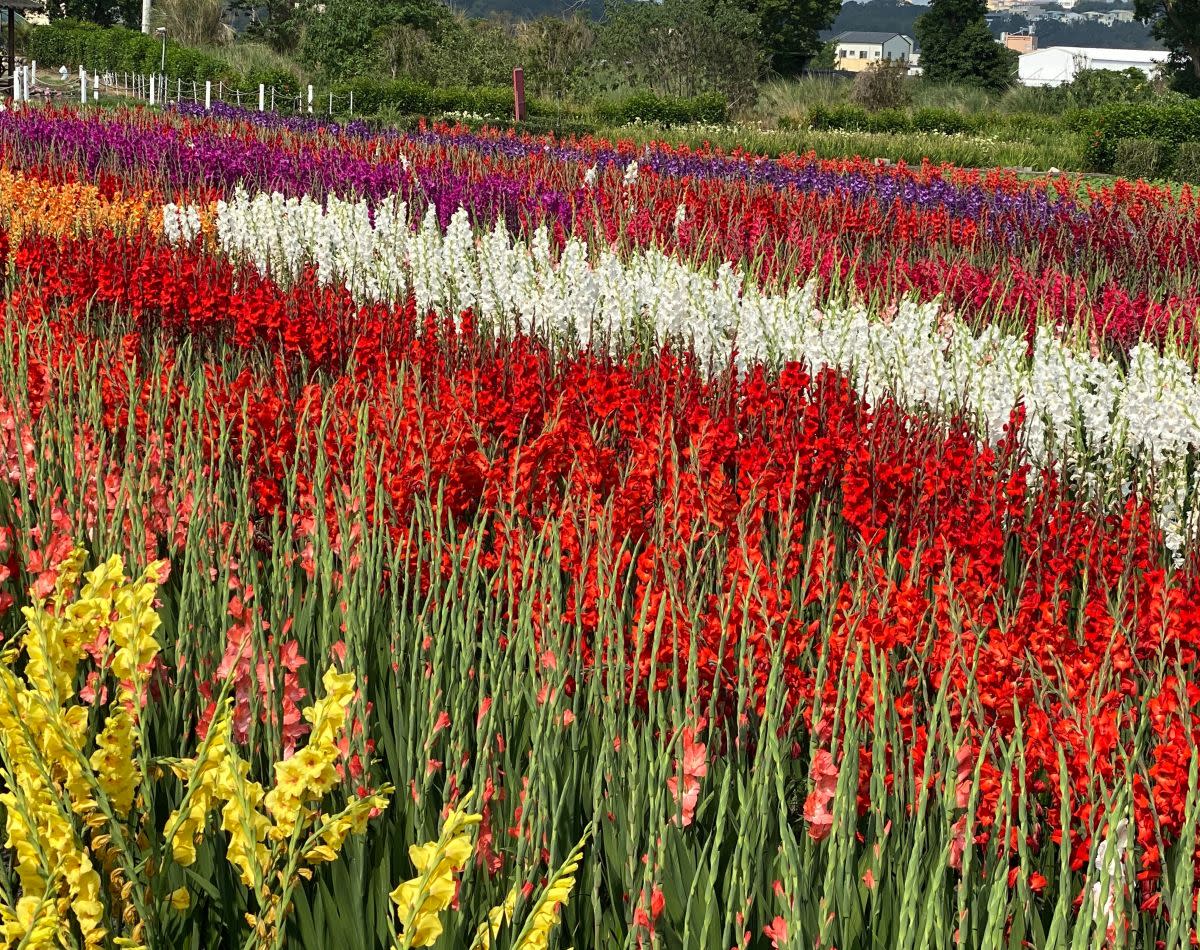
(1021, 46), (1168, 63)
(0, 0), (43, 10)
(833, 31), (910, 46)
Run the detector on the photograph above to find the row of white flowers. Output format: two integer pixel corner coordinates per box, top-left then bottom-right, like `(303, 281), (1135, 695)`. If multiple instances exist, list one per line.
(163, 190), (1200, 551)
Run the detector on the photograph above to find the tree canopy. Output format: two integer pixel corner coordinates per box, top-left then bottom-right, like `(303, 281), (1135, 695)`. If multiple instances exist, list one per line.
(1134, 0), (1200, 91)
(915, 0), (1017, 91)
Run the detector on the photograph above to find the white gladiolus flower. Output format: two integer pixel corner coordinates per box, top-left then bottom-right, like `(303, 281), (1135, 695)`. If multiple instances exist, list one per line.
(164, 189), (1200, 539)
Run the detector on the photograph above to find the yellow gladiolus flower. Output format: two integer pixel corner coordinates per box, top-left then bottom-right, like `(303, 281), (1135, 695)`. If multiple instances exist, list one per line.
(91, 707), (139, 816)
(169, 887), (191, 912)
(512, 836), (587, 950)
(391, 798), (481, 949)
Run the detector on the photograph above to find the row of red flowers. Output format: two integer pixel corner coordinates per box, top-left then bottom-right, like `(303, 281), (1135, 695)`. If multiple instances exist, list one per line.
(4, 107), (1200, 350)
(3, 217), (1199, 912)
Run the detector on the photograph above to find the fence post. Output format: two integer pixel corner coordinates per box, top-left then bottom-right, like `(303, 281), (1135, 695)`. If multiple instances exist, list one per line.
(270, 86), (275, 111)
(93, 71), (99, 101)
(259, 83), (264, 111)
(512, 67), (525, 122)
(149, 73), (155, 105)
(204, 80), (211, 110)
(328, 91), (332, 115)
(12, 66), (20, 103)
(349, 90), (353, 115)
(80, 67), (87, 105)
(307, 84), (313, 113)
(177, 78), (181, 102)
(29, 60), (34, 86)
(235, 88), (241, 107)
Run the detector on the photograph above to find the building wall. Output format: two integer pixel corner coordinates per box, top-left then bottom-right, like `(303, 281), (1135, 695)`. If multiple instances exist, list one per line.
(1004, 33), (1037, 54)
(1018, 49), (1167, 86)
(835, 38), (911, 72)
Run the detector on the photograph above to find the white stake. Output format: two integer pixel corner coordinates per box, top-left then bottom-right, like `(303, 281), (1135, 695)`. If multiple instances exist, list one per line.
(259, 83), (264, 111)
(204, 80), (211, 110)
(80, 67), (87, 105)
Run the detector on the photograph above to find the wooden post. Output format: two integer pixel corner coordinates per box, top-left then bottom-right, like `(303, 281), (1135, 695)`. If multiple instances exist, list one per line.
(204, 80), (211, 110)
(328, 91), (332, 115)
(270, 86), (275, 111)
(149, 73), (155, 105)
(93, 71), (98, 101)
(349, 90), (353, 115)
(512, 67), (526, 122)
(80, 67), (87, 104)
(307, 84), (313, 113)
(258, 83), (264, 111)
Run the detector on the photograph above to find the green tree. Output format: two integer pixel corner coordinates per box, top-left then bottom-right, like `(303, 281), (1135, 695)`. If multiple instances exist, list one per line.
(300, 0), (449, 78)
(745, 0), (841, 75)
(515, 15), (593, 99)
(915, 0), (1016, 91)
(1134, 0), (1200, 91)
(595, 0), (763, 106)
(227, 0), (308, 53)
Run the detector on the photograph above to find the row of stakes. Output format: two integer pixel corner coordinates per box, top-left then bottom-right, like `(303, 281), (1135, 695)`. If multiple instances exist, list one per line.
(7, 63), (530, 122)
(4, 61), (354, 115)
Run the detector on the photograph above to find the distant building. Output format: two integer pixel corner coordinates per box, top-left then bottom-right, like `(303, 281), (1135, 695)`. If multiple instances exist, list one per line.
(832, 32), (916, 72)
(1018, 46), (1169, 85)
(1002, 31), (1038, 54)
(989, 0), (1054, 11)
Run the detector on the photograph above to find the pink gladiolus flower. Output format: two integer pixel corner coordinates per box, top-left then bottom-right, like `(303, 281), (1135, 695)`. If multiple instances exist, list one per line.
(763, 917), (789, 948)
(803, 749), (839, 842)
(668, 726), (708, 827)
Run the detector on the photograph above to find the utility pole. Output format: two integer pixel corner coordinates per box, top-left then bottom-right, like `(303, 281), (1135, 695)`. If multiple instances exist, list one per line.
(141, 0), (151, 33)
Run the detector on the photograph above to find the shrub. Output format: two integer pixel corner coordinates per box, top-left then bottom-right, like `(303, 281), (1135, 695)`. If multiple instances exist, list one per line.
(1173, 141), (1200, 184)
(593, 91), (728, 126)
(866, 108), (909, 134)
(28, 21), (234, 84)
(850, 61), (911, 112)
(243, 66), (301, 99)
(808, 103), (870, 131)
(1083, 101), (1200, 172)
(911, 107), (974, 135)
(1112, 137), (1163, 180)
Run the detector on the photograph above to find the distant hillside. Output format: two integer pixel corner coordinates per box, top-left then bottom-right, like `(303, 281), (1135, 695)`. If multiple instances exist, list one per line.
(820, 0), (1161, 50)
(458, 0), (603, 19)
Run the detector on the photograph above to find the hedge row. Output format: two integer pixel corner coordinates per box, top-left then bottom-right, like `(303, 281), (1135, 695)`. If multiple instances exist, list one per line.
(28, 21), (300, 96)
(331, 78), (728, 128)
(30, 21), (726, 130)
(805, 105), (985, 136)
(330, 77), (526, 120)
(592, 91), (728, 126)
(1083, 101), (1200, 177)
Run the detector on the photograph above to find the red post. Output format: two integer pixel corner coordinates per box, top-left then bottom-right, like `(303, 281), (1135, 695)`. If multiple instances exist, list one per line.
(513, 67), (526, 123)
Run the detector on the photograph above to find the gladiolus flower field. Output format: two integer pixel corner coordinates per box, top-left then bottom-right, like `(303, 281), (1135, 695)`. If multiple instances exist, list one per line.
(3, 103), (1200, 948)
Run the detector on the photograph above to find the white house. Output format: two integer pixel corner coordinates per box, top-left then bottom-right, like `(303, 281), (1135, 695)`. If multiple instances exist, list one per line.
(832, 32), (916, 73)
(1017, 46), (1169, 86)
